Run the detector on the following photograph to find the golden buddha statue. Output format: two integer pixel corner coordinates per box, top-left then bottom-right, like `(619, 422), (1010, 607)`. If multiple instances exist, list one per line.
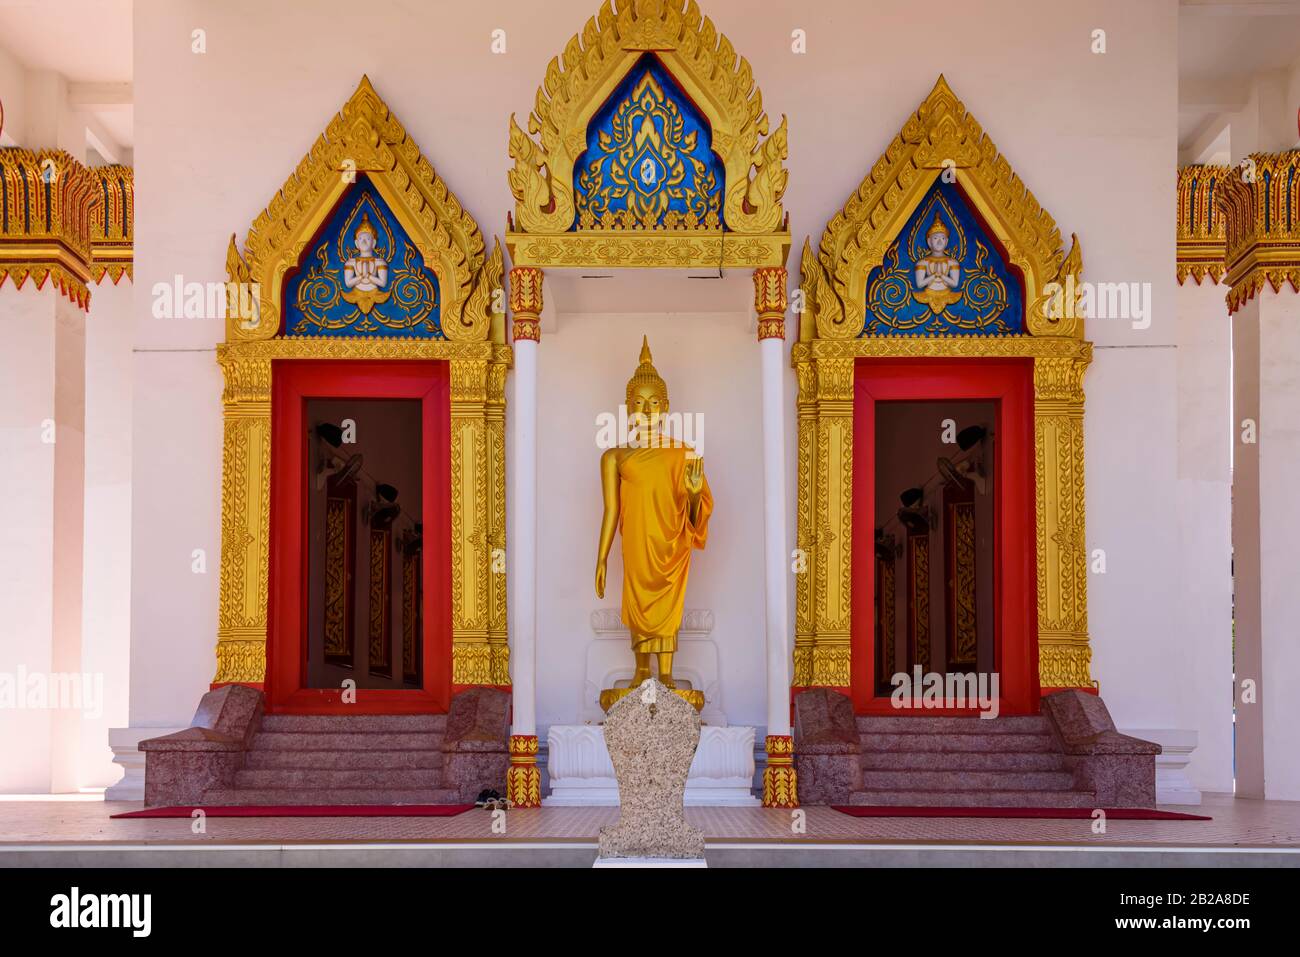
(912, 214), (963, 314)
(341, 212), (391, 315)
(595, 337), (712, 709)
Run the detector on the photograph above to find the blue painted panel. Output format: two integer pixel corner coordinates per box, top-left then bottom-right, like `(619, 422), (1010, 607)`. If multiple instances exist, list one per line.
(283, 175), (441, 338)
(863, 179), (1023, 337)
(574, 53), (724, 230)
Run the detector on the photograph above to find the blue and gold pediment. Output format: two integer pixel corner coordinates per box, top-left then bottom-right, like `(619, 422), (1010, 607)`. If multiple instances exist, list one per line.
(863, 180), (1023, 337)
(282, 175), (441, 338)
(574, 54), (724, 231)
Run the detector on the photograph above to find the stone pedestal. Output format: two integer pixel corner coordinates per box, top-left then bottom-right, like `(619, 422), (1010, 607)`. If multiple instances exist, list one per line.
(597, 680), (705, 861)
(546, 724), (757, 805)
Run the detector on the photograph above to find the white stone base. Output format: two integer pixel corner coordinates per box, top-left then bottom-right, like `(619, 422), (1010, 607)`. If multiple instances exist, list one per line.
(545, 724), (758, 806)
(594, 857), (707, 868)
(103, 726), (184, 801)
(1120, 727), (1201, 806)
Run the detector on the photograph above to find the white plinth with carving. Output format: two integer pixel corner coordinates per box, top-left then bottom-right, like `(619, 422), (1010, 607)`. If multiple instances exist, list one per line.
(545, 724), (758, 806)
(584, 608), (726, 726)
(1121, 727), (1202, 806)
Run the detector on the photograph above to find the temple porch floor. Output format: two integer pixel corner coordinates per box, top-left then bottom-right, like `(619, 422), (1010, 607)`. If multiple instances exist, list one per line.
(0, 792), (1297, 867)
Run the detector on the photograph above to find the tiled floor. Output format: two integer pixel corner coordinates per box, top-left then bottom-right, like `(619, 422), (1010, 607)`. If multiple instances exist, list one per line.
(0, 792), (1296, 848)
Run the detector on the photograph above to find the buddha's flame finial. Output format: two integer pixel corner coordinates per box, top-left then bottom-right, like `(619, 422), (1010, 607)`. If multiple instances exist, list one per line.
(626, 334), (668, 407)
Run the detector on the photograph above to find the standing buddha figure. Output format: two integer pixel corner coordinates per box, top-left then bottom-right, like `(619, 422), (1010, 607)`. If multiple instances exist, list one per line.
(595, 337), (712, 692)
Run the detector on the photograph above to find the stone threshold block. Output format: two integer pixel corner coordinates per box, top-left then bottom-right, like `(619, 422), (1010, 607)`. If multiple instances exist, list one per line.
(1042, 689), (1161, 808)
(140, 685), (263, 807)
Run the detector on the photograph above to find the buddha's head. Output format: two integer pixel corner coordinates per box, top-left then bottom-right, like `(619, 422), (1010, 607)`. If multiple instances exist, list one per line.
(355, 213), (378, 256)
(926, 214), (949, 254)
(625, 335), (668, 435)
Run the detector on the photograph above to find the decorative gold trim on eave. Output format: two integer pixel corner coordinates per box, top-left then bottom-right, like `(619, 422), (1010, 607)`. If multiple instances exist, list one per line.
(504, 228), (790, 269)
(505, 0), (789, 264)
(1220, 151), (1300, 313)
(1176, 164), (1229, 286)
(0, 148), (100, 307)
(90, 164), (134, 284)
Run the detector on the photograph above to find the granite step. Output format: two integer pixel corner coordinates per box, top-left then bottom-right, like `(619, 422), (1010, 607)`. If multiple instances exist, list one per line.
(856, 715), (1050, 734)
(244, 749), (445, 770)
(859, 750), (1065, 772)
(233, 768), (445, 789)
(848, 788), (1097, 808)
(859, 732), (1056, 753)
(260, 714), (446, 733)
(860, 769), (1076, 791)
(201, 787), (462, 806)
(251, 731), (439, 751)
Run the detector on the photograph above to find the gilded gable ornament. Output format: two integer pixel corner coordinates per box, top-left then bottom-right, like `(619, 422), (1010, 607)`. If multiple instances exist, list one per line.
(802, 75), (1082, 342)
(506, 0), (789, 270)
(225, 75), (500, 343)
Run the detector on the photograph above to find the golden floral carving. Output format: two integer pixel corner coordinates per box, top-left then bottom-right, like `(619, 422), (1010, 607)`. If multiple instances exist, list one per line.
(507, 734), (541, 808)
(754, 266), (787, 339)
(762, 735), (798, 809)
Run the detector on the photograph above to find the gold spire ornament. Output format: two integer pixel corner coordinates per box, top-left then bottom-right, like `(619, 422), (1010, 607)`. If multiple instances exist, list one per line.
(596, 336), (711, 712)
(626, 335), (668, 408)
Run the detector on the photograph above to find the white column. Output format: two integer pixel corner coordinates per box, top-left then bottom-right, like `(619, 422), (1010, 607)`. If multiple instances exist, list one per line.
(510, 335), (538, 738)
(760, 334), (791, 736)
(754, 267), (796, 808)
(1173, 277), (1233, 798)
(506, 266), (543, 806)
(1233, 287), (1300, 800)
(0, 285), (86, 793)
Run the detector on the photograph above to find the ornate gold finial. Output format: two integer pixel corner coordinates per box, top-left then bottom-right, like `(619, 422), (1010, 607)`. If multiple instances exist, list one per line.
(927, 214), (948, 239)
(626, 334), (668, 407)
(355, 211), (377, 240)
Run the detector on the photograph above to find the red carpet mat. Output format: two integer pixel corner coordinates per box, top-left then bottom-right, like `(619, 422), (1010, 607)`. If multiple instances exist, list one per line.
(832, 806), (1210, 821)
(112, 804), (475, 819)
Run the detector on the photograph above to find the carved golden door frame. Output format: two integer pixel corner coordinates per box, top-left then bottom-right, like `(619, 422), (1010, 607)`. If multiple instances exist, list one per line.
(794, 76), (1094, 696)
(215, 77), (511, 694)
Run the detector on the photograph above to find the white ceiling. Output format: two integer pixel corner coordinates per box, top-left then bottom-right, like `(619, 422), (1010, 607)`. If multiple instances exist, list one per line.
(1178, 0), (1300, 148)
(0, 0), (1296, 157)
(0, 0), (132, 150)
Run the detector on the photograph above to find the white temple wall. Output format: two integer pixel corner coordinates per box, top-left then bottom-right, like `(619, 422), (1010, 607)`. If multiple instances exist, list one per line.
(128, 0), (1191, 756)
(533, 306), (766, 731)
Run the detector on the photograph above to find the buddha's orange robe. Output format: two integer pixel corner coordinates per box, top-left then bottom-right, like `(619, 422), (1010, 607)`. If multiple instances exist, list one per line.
(617, 445), (713, 653)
